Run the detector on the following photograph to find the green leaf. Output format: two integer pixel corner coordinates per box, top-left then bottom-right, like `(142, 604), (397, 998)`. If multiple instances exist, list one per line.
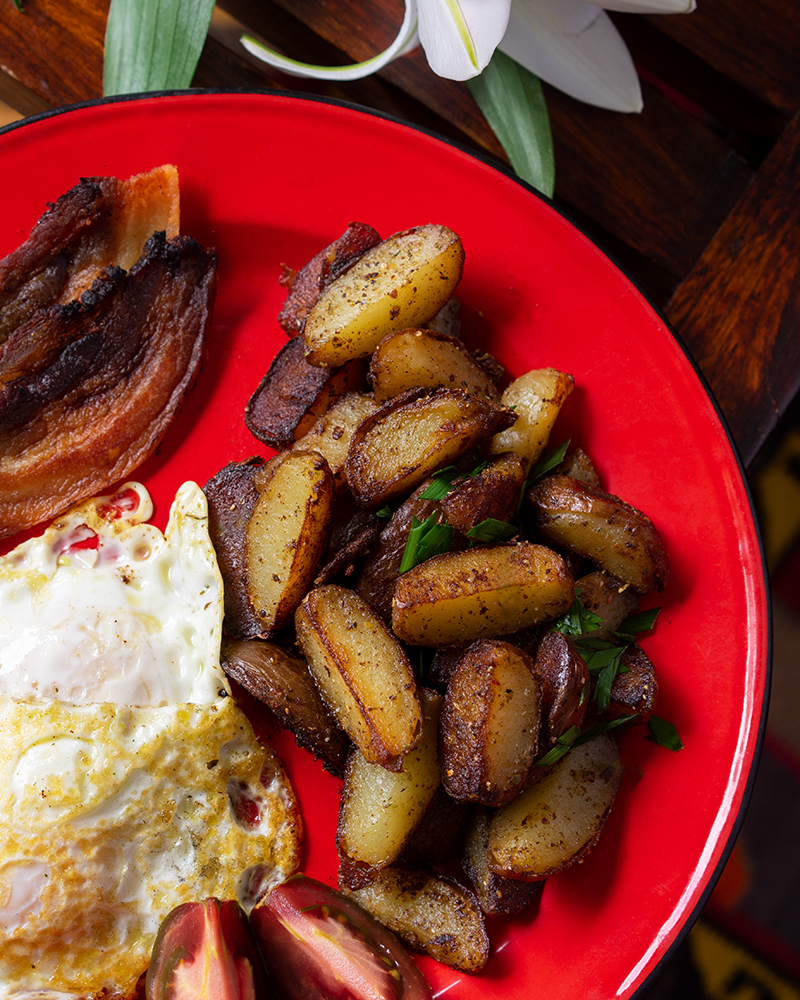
(615, 607), (661, 641)
(466, 518), (517, 543)
(103, 0), (215, 97)
(572, 715), (640, 747)
(647, 715), (684, 752)
(398, 514), (453, 574)
(420, 467), (458, 501)
(551, 596), (604, 638)
(534, 724), (581, 767)
(467, 49), (555, 198)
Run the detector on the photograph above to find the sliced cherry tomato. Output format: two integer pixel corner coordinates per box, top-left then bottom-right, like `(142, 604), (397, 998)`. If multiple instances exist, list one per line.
(146, 898), (270, 1000)
(249, 874), (431, 1000)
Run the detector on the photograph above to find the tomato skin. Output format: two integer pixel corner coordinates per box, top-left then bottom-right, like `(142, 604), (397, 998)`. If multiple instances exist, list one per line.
(250, 875), (432, 1000)
(146, 898), (271, 1000)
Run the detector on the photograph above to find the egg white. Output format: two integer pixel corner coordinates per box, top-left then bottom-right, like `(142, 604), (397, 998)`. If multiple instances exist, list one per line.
(0, 483), (301, 1000)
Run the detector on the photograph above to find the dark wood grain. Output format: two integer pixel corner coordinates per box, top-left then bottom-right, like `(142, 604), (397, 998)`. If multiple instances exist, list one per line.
(666, 110), (800, 467)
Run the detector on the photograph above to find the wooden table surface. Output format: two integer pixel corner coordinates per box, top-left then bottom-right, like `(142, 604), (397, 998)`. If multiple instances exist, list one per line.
(1, 0), (798, 470)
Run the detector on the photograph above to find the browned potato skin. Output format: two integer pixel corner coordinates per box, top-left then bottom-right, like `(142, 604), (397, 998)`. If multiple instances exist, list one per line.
(369, 327), (499, 402)
(575, 570), (640, 639)
(337, 689), (442, 882)
(605, 643), (659, 723)
(439, 640), (541, 807)
(527, 474), (669, 594)
(341, 865), (490, 973)
(244, 334), (367, 449)
(278, 221), (382, 336)
(346, 387), (515, 507)
(245, 451), (335, 636)
(295, 584), (422, 770)
(392, 542), (575, 647)
(355, 479), (442, 621)
(221, 638), (349, 776)
(204, 457), (267, 639)
(462, 808), (544, 916)
(557, 445), (601, 488)
(290, 391), (381, 493)
(533, 631), (590, 752)
(440, 451), (525, 533)
(488, 734), (623, 881)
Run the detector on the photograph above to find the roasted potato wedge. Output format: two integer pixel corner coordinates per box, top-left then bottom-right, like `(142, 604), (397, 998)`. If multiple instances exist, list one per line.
(295, 584), (422, 769)
(439, 451), (525, 534)
(575, 570), (640, 639)
(491, 368), (574, 470)
(342, 866), (490, 973)
(392, 542), (575, 646)
(439, 640), (541, 807)
(533, 631), (590, 751)
(204, 457), (266, 639)
(557, 445), (602, 488)
(355, 478), (442, 621)
(604, 643), (659, 722)
(221, 638), (349, 776)
(488, 734), (623, 880)
(291, 392), (380, 492)
(369, 328), (498, 402)
(346, 387), (514, 507)
(462, 808), (544, 916)
(303, 224), (464, 366)
(527, 474), (669, 594)
(244, 451), (334, 635)
(245, 334), (367, 448)
(278, 221), (382, 335)
(338, 689), (442, 879)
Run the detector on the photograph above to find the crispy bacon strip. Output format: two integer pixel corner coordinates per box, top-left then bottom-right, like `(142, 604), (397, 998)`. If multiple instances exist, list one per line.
(0, 231), (217, 537)
(0, 165), (179, 346)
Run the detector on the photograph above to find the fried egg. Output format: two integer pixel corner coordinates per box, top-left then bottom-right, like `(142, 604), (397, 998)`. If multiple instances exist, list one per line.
(0, 483), (301, 1000)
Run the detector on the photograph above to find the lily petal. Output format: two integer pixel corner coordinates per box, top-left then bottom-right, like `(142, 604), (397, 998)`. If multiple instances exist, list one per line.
(240, 1), (418, 80)
(585, 0), (696, 12)
(499, 0), (643, 112)
(417, 0), (512, 81)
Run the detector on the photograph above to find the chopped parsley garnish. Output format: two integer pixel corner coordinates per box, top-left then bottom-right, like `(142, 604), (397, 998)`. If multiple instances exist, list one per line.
(647, 715), (684, 751)
(551, 596), (604, 637)
(398, 514), (453, 573)
(466, 517), (517, 543)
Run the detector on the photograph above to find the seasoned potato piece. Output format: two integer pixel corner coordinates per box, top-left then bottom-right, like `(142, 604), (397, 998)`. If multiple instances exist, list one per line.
(462, 808), (544, 916)
(303, 224), (464, 366)
(392, 542), (574, 646)
(533, 631), (590, 751)
(342, 866), (490, 973)
(295, 584), (422, 770)
(338, 689), (442, 880)
(204, 457), (266, 639)
(440, 451), (525, 533)
(488, 734), (623, 880)
(278, 221), (382, 335)
(245, 335), (367, 448)
(557, 445), (601, 488)
(291, 392), (379, 492)
(346, 387), (514, 507)
(439, 640), (541, 806)
(355, 478), (442, 621)
(491, 368), (574, 470)
(575, 570), (640, 639)
(245, 451), (334, 635)
(604, 643), (659, 722)
(221, 638), (349, 776)
(369, 328), (498, 402)
(527, 474), (669, 594)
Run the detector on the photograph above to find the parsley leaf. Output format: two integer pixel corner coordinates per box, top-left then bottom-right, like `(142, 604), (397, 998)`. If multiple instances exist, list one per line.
(466, 518), (517, 543)
(398, 514), (453, 574)
(614, 607), (661, 642)
(647, 715), (684, 751)
(551, 596), (604, 637)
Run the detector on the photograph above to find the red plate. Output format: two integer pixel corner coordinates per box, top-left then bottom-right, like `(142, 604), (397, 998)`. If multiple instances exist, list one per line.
(0, 92), (770, 1000)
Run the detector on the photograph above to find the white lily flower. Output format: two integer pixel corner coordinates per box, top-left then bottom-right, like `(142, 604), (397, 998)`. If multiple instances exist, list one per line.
(240, 0), (694, 110)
